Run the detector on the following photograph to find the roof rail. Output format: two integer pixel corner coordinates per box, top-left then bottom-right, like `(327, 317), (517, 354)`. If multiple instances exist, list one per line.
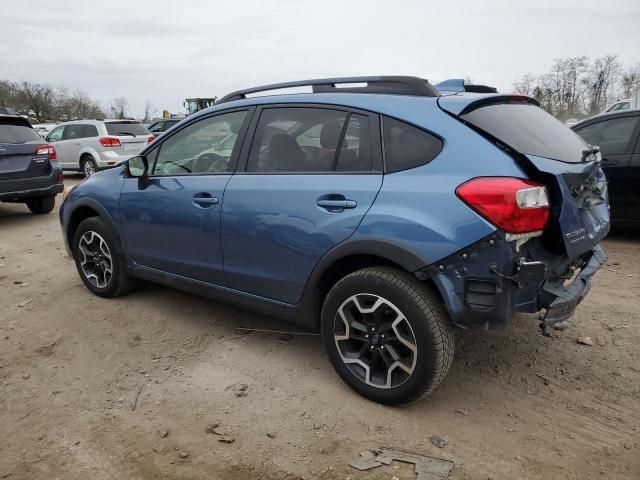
(435, 78), (498, 94)
(217, 76), (440, 103)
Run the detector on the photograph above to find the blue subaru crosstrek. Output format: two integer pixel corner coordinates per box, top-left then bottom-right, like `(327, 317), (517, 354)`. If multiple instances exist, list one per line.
(60, 77), (609, 404)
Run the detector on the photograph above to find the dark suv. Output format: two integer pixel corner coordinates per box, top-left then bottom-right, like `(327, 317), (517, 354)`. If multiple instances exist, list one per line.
(60, 77), (609, 404)
(0, 112), (63, 214)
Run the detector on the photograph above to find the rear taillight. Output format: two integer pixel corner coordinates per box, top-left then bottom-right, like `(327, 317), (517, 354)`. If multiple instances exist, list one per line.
(147, 136), (155, 143)
(99, 137), (122, 147)
(456, 177), (550, 234)
(35, 144), (57, 161)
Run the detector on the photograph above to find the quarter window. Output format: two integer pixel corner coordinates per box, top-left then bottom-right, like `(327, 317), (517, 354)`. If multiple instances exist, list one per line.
(382, 116), (443, 172)
(47, 126), (65, 142)
(153, 110), (247, 176)
(246, 108), (373, 172)
(576, 116), (639, 156)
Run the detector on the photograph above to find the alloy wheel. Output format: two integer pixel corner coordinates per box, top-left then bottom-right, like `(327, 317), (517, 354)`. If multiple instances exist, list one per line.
(78, 231), (113, 288)
(333, 293), (417, 389)
(83, 160), (96, 176)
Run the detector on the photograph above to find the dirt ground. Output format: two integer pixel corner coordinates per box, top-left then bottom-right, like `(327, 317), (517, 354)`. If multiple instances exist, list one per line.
(1, 175), (638, 480)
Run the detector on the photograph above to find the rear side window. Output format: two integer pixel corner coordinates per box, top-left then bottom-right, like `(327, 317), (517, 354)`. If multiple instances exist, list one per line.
(247, 107), (373, 172)
(105, 122), (150, 136)
(461, 103), (588, 163)
(575, 116), (639, 156)
(0, 119), (41, 143)
(65, 124), (99, 139)
(382, 116), (443, 173)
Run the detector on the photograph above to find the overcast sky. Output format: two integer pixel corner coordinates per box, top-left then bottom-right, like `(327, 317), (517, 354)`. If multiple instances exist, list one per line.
(2, 0), (639, 117)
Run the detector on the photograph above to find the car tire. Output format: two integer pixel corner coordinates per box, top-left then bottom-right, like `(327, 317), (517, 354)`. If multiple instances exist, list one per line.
(321, 266), (455, 405)
(81, 156), (98, 177)
(72, 217), (136, 298)
(26, 195), (56, 214)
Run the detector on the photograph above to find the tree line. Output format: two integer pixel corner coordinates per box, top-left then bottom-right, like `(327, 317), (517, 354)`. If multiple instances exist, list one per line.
(0, 80), (158, 123)
(513, 55), (640, 121)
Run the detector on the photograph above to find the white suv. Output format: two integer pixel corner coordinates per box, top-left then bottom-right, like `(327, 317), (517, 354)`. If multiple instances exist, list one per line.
(46, 119), (153, 176)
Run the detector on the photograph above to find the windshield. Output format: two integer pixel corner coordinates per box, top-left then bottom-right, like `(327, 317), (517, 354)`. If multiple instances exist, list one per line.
(0, 120), (42, 144)
(105, 122), (150, 136)
(461, 103), (589, 163)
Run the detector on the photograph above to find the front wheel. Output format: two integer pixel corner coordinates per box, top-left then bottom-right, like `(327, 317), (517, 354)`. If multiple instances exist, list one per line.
(72, 217), (135, 297)
(26, 195), (56, 214)
(321, 267), (455, 405)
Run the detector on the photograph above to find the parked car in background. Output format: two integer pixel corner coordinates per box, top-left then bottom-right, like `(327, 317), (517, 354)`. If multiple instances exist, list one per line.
(60, 76), (609, 404)
(0, 112), (63, 214)
(572, 109), (640, 225)
(46, 119), (153, 177)
(604, 87), (640, 113)
(147, 118), (181, 138)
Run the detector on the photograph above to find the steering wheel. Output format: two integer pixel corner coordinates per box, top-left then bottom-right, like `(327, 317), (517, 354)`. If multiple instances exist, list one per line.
(194, 153), (227, 173)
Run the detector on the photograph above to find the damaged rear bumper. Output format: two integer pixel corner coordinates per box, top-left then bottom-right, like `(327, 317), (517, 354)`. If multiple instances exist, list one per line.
(419, 234), (606, 329)
(538, 245), (606, 325)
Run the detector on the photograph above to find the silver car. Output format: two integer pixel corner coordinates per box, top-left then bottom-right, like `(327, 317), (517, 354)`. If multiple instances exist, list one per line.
(46, 119), (153, 176)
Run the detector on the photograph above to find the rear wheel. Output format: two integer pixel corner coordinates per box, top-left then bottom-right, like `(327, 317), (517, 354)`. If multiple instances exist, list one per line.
(81, 156), (98, 177)
(26, 195), (56, 214)
(72, 217), (135, 297)
(321, 266), (455, 404)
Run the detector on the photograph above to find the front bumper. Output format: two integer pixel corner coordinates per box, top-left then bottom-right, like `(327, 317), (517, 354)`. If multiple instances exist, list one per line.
(0, 167), (64, 201)
(421, 234), (606, 329)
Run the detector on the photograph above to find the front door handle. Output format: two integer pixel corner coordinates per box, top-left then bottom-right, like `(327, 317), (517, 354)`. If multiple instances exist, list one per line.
(316, 199), (357, 210)
(192, 193), (219, 208)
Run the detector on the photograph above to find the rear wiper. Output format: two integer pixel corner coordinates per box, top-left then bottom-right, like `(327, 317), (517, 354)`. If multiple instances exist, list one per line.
(581, 145), (600, 162)
(116, 132), (136, 137)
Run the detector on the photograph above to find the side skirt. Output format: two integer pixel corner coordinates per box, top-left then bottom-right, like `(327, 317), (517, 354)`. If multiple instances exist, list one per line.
(131, 265), (317, 330)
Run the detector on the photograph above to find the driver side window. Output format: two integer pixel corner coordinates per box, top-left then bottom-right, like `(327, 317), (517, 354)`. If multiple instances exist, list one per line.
(153, 110), (247, 176)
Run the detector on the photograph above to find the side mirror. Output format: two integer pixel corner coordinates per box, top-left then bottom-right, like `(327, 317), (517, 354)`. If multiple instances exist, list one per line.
(126, 155), (149, 189)
(45, 135), (52, 142)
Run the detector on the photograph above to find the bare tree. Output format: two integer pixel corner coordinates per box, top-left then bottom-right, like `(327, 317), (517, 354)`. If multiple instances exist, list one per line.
(0, 80), (18, 108)
(620, 64), (640, 99)
(513, 73), (536, 95)
(582, 54), (621, 115)
(109, 97), (129, 119)
(143, 100), (157, 123)
(15, 82), (57, 122)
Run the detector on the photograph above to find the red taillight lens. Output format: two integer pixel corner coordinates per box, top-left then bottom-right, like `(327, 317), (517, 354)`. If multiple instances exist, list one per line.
(147, 136), (155, 143)
(456, 177), (550, 234)
(99, 137), (122, 147)
(35, 144), (57, 160)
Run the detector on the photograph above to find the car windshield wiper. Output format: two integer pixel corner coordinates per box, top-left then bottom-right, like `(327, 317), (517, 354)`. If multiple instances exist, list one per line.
(116, 132), (136, 137)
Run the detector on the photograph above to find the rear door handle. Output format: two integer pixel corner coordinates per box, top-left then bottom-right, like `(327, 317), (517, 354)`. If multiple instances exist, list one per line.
(316, 199), (357, 210)
(192, 193), (219, 208)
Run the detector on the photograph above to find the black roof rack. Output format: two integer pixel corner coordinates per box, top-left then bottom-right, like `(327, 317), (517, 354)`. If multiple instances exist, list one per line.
(217, 76), (440, 104)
